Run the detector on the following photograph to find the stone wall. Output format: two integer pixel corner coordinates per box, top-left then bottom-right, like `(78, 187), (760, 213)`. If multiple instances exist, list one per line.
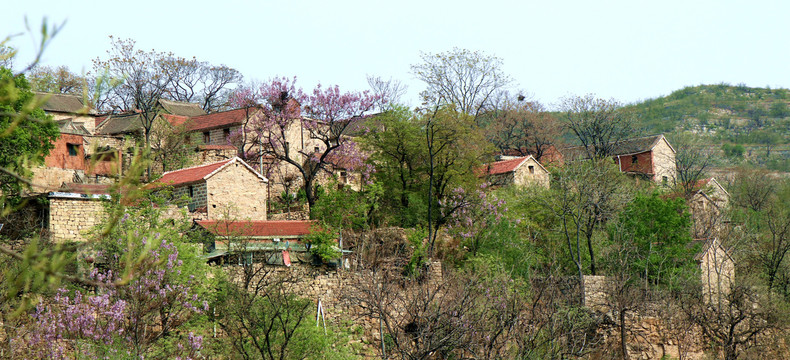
(206, 161), (268, 220)
(172, 182), (208, 212)
(652, 137), (677, 184)
(48, 196), (107, 242)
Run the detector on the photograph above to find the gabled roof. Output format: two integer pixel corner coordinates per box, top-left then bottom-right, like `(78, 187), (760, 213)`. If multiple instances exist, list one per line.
(56, 119), (90, 136)
(693, 177), (730, 198)
(197, 220), (315, 238)
(149, 157), (267, 188)
(562, 134), (674, 159)
(694, 237), (735, 263)
(34, 92), (96, 115)
(480, 155), (547, 176)
(185, 107), (257, 132)
(158, 99), (206, 117)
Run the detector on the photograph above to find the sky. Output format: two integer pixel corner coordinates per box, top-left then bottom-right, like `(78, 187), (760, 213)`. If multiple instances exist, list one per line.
(3, 0), (790, 109)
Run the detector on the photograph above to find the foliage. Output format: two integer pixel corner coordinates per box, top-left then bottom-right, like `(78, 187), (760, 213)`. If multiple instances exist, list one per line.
(479, 96), (562, 161)
(442, 184), (506, 257)
(20, 237), (207, 359)
(0, 66), (59, 197)
(26, 65), (86, 95)
(610, 192), (697, 287)
(304, 223), (341, 262)
(310, 181), (382, 230)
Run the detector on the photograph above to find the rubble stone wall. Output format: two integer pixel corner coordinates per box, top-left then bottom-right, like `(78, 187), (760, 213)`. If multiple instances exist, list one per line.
(48, 197), (107, 242)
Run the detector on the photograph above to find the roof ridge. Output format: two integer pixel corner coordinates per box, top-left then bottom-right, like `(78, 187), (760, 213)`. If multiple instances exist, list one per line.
(160, 158), (234, 176)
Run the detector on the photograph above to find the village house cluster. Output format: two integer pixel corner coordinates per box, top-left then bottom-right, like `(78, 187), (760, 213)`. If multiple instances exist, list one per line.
(21, 92), (734, 287)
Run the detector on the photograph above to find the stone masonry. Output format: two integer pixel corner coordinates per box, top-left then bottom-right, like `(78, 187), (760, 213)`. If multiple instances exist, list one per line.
(48, 196), (107, 242)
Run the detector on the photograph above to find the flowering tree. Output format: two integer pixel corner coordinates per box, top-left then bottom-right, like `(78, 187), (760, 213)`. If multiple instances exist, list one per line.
(231, 77), (379, 208)
(21, 238), (207, 359)
(443, 184), (507, 256)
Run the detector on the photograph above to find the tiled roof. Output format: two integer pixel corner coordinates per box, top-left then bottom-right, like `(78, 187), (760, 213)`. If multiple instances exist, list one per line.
(150, 159), (233, 187)
(158, 99), (206, 117)
(196, 144), (237, 151)
(34, 92), (96, 115)
(185, 108), (254, 132)
(60, 183), (112, 194)
(481, 156), (530, 175)
(95, 113), (144, 135)
(161, 114), (189, 127)
(561, 134), (670, 159)
(197, 220), (315, 237)
(148, 157), (267, 188)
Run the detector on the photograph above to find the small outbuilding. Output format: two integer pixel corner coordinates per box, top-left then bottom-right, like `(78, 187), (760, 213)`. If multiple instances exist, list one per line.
(480, 155), (550, 188)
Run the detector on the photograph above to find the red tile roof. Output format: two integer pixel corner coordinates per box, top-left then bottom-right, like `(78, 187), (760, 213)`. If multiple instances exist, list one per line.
(185, 108), (253, 132)
(197, 144), (237, 151)
(162, 113), (189, 127)
(197, 220), (315, 237)
(150, 159), (233, 187)
(481, 156), (529, 175)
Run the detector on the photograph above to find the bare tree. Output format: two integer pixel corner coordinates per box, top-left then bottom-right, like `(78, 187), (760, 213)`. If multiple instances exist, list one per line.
(485, 97), (562, 161)
(367, 75), (407, 110)
(411, 47), (512, 120)
(163, 58), (242, 113)
(671, 136), (714, 198)
(561, 94), (636, 158)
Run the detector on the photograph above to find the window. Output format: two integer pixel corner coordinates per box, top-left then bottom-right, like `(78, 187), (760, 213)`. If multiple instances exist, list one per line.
(662, 176), (668, 186)
(314, 146), (320, 153)
(188, 185), (194, 198)
(203, 132), (210, 144)
(340, 170), (348, 183)
(528, 165), (534, 174)
(67, 143), (79, 156)
(631, 155), (638, 164)
(223, 128), (230, 142)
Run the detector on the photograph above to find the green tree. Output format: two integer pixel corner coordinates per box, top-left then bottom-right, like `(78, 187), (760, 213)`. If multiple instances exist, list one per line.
(0, 67), (59, 199)
(612, 192), (697, 287)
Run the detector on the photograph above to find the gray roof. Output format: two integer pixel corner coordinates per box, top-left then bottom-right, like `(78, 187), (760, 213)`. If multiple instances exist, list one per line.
(34, 92), (96, 115)
(561, 134), (671, 159)
(95, 113), (145, 135)
(56, 119), (90, 136)
(158, 99), (206, 117)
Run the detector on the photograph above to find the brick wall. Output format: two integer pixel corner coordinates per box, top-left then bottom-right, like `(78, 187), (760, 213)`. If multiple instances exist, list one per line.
(48, 196), (107, 242)
(45, 133), (86, 170)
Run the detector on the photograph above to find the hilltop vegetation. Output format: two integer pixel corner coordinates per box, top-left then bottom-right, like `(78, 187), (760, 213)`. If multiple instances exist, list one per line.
(625, 84), (790, 171)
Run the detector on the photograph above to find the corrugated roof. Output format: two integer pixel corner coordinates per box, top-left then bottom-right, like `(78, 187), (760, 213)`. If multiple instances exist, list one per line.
(158, 99), (206, 117)
(34, 92), (96, 115)
(197, 220), (315, 237)
(561, 134), (669, 159)
(186, 108), (254, 132)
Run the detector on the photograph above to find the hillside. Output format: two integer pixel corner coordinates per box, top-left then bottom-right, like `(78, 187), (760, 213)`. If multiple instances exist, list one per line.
(624, 84), (790, 171)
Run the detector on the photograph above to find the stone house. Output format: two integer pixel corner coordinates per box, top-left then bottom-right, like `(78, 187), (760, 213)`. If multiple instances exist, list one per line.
(479, 155), (550, 189)
(561, 134), (677, 184)
(148, 157), (268, 221)
(197, 219), (317, 265)
(687, 177), (730, 239)
(34, 92), (97, 134)
(31, 118), (123, 193)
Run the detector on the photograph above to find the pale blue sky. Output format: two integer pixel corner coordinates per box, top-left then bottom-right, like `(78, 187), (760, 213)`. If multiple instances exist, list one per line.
(3, 0), (789, 108)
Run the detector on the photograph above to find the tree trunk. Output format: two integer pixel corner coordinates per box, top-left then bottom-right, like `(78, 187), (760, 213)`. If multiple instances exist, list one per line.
(620, 309), (629, 360)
